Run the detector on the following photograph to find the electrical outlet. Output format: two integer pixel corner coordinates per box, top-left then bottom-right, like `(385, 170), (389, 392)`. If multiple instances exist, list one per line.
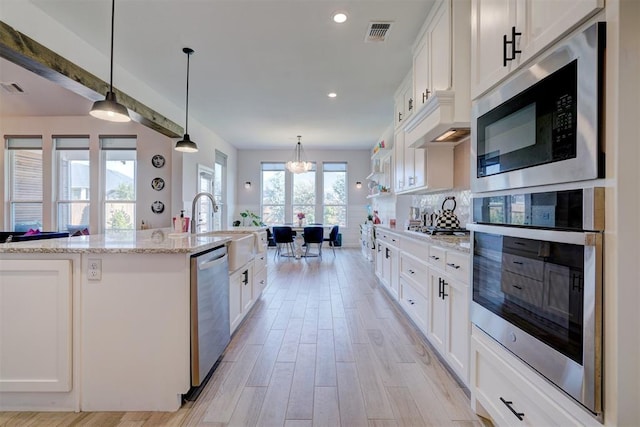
(88, 259), (102, 281)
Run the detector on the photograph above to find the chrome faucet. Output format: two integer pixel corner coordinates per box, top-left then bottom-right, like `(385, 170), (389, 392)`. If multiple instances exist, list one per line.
(191, 192), (219, 234)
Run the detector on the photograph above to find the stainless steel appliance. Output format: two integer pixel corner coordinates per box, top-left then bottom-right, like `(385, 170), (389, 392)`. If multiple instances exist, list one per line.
(468, 187), (603, 417)
(471, 22), (605, 192)
(189, 245), (230, 392)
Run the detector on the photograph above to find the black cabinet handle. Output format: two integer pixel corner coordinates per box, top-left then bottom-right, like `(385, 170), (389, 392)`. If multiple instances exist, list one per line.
(500, 397), (525, 421)
(430, 255), (440, 261)
(513, 261), (523, 265)
(242, 270), (249, 285)
(408, 269), (415, 274)
(398, 111), (403, 122)
(385, 248), (390, 259)
(513, 285), (523, 290)
(503, 26), (522, 67)
(446, 262), (460, 269)
(438, 277), (443, 299)
(408, 98), (413, 111)
(422, 89), (431, 103)
(441, 279), (448, 299)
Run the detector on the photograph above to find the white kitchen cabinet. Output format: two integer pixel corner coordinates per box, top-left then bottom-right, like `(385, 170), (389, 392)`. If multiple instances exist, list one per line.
(413, 0), (451, 113)
(0, 259), (72, 393)
(375, 240), (384, 278)
(394, 71), (413, 129)
(229, 268), (244, 333)
(471, 0), (603, 99)
(253, 251), (268, 297)
(427, 247), (470, 384)
(471, 326), (601, 426)
(241, 265), (253, 313)
(376, 230), (401, 300)
(399, 277), (429, 332)
(398, 136), (454, 193)
(393, 129), (405, 192)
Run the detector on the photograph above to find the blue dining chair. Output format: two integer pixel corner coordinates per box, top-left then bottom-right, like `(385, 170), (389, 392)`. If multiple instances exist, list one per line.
(323, 225), (340, 255)
(302, 226), (324, 257)
(272, 226), (295, 258)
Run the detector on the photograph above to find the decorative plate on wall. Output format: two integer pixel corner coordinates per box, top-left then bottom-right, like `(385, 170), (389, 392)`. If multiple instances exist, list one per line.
(151, 154), (165, 168)
(151, 177), (165, 191)
(151, 200), (165, 214)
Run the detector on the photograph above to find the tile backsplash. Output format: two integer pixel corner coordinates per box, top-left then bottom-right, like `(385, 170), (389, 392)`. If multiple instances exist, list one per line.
(411, 189), (471, 228)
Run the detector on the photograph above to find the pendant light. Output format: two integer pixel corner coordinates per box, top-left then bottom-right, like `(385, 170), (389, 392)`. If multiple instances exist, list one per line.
(286, 135), (312, 173)
(89, 0), (131, 122)
(175, 47), (198, 153)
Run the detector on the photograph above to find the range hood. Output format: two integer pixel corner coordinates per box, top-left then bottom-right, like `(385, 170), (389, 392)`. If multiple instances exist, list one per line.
(403, 90), (470, 148)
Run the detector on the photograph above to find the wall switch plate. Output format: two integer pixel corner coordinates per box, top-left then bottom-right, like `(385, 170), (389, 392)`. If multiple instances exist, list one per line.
(88, 258), (102, 281)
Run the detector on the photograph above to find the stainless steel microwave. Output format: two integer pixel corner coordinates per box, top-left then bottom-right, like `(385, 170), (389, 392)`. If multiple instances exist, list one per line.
(471, 23), (605, 193)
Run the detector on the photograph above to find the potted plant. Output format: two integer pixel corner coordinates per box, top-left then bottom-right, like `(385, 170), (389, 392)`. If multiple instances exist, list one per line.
(239, 210), (261, 227)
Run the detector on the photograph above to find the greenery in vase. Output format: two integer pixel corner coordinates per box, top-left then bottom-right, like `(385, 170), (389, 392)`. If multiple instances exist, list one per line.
(239, 210), (262, 226)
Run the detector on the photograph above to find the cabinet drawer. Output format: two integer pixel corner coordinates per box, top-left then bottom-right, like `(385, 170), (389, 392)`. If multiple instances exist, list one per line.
(254, 267), (267, 297)
(402, 236), (429, 260)
(473, 334), (577, 426)
(428, 245), (446, 269)
(399, 253), (429, 297)
(502, 253), (544, 281)
(378, 230), (401, 247)
(399, 278), (428, 333)
(444, 250), (470, 284)
(254, 251), (267, 273)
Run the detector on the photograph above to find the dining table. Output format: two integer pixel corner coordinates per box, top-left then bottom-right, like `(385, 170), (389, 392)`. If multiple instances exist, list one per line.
(271, 224), (332, 259)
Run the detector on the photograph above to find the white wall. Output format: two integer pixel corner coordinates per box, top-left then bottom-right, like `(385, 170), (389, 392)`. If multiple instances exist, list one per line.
(236, 149), (370, 247)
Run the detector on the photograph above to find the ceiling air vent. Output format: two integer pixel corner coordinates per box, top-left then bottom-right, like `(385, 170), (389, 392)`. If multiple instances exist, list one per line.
(0, 82), (25, 94)
(365, 22), (392, 43)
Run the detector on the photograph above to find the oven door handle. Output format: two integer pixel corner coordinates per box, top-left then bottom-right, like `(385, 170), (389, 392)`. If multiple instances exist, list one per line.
(467, 223), (601, 246)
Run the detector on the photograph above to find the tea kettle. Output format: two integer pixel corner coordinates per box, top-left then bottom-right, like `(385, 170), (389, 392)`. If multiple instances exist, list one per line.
(435, 196), (460, 229)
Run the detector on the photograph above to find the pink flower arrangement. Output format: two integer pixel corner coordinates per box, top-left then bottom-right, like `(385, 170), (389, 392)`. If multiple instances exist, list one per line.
(297, 212), (306, 220)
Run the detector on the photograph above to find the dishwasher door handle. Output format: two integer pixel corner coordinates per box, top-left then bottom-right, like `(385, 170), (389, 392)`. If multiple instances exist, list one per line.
(198, 253), (229, 271)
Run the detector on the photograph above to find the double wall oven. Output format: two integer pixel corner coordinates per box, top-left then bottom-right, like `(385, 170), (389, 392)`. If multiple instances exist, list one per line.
(469, 23), (606, 418)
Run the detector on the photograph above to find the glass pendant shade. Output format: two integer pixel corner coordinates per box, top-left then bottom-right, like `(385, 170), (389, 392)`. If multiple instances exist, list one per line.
(286, 137), (311, 173)
(175, 47), (198, 152)
(90, 0), (131, 123)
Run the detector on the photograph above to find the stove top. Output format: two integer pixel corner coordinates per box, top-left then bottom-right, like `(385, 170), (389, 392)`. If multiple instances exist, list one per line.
(413, 226), (469, 236)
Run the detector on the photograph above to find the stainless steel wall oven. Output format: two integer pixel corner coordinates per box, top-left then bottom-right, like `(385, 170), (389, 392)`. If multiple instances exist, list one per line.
(471, 22), (605, 193)
(468, 188), (603, 416)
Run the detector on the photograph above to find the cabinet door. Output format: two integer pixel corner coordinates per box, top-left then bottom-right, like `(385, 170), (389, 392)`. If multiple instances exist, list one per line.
(403, 133), (417, 188)
(427, 270), (447, 355)
(254, 266), (267, 298)
(394, 92), (405, 129)
(0, 259), (72, 392)
(394, 129), (405, 192)
(446, 278), (469, 381)
(375, 241), (384, 278)
(429, 1), (451, 92)
(388, 245), (399, 300)
(413, 147), (426, 188)
(470, 0), (516, 99)
(241, 268), (253, 313)
(519, 0), (603, 65)
(413, 36), (430, 112)
(229, 270), (243, 333)
(402, 83), (414, 121)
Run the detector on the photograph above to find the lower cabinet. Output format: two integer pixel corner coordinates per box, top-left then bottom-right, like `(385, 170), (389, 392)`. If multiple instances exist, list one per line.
(0, 259), (73, 392)
(427, 267), (469, 382)
(230, 263), (253, 333)
(399, 277), (428, 331)
(471, 326), (597, 427)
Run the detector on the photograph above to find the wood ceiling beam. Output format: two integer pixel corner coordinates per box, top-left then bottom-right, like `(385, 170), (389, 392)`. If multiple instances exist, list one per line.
(0, 20), (182, 138)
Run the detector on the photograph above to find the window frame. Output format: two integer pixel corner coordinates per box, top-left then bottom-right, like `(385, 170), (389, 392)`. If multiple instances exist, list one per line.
(100, 136), (137, 232)
(6, 136), (44, 231)
(322, 162), (348, 227)
(54, 136), (91, 233)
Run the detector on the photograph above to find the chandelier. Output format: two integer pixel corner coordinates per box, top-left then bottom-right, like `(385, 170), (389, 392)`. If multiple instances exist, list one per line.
(286, 135), (312, 174)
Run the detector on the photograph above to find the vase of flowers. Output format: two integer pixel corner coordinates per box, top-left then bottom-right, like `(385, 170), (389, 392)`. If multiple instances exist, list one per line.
(297, 212), (305, 227)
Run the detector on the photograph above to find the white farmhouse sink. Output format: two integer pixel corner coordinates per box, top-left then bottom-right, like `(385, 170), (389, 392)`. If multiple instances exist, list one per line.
(200, 232), (255, 272)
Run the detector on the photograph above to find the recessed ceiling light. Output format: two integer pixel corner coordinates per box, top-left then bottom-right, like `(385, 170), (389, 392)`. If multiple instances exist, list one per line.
(333, 12), (348, 23)
(328, 92), (337, 98)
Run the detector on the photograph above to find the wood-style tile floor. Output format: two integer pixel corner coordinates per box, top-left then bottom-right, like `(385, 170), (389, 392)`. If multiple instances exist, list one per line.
(1, 249), (487, 427)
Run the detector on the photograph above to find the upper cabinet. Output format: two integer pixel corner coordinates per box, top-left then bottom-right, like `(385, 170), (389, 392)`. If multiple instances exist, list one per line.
(394, 71), (414, 129)
(404, 0), (472, 148)
(470, 0), (604, 99)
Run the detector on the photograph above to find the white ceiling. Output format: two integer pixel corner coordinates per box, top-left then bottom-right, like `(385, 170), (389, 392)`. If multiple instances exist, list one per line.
(0, 0), (436, 150)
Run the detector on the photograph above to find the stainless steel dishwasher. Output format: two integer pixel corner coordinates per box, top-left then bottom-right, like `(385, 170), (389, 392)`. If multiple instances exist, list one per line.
(189, 245), (230, 390)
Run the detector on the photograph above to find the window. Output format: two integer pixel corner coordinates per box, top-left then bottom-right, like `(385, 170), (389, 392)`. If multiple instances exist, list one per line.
(323, 162), (347, 226)
(101, 136), (136, 231)
(214, 150), (227, 230)
(55, 136), (90, 232)
(6, 136), (43, 231)
(292, 163), (316, 223)
(261, 163), (286, 224)
(196, 164), (214, 233)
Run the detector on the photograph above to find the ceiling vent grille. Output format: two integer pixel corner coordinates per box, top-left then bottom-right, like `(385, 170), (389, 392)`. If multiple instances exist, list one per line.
(365, 22), (392, 42)
(1, 82), (25, 94)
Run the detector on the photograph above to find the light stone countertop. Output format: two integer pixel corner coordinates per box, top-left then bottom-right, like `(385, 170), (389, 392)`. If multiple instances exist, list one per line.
(0, 228), (234, 254)
(374, 225), (471, 253)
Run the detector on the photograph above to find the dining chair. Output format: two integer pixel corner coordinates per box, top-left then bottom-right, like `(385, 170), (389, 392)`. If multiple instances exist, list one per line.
(302, 226), (324, 257)
(272, 226), (295, 258)
(323, 225), (339, 255)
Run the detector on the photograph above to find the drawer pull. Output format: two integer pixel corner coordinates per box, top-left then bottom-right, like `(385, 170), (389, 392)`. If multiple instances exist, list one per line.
(446, 262), (460, 269)
(407, 299), (415, 305)
(430, 255), (440, 261)
(408, 269), (415, 274)
(500, 397), (525, 421)
(513, 261), (524, 265)
(513, 285), (523, 290)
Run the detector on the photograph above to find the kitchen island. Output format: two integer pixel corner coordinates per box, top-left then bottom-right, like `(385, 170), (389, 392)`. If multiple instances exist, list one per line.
(0, 229), (235, 412)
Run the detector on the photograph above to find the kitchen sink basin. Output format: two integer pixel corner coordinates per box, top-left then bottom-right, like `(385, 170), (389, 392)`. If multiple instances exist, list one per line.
(199, 232), (255, 272)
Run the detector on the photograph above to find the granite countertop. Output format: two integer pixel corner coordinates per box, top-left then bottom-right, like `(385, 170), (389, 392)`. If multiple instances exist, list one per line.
(374, 225), (470, 253)
(0, 228), (234, 254)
